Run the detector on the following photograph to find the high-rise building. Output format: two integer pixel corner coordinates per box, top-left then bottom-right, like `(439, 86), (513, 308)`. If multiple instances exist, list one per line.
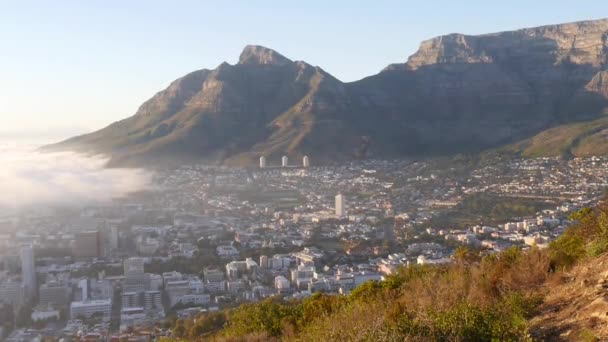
(121, 291), (141, 309)
(259, 156), (266, 168)
(39, 281), (70, 308)
(73, 231), (103, 258)
(110, 226), (119, 250)
(0, 280), (25, 309)
(302, 156), (310, 168)
(335, 193), (345, 217)
(78, 278), (89, 301)
(143, 291), (163, 311)
(259, 255), (268, 269)
(20, 245), (36, 297)
(282, 155), (288, 167)
(124, 258), (150, 293)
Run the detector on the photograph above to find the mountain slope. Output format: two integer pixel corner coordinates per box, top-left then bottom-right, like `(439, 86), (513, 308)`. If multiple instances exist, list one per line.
(531, 253), (608, 340)
(351, 18), (608, 154)
(48, 19), (608, 166)
(52, 46), (368, 166)
(501, 117), (608, 158)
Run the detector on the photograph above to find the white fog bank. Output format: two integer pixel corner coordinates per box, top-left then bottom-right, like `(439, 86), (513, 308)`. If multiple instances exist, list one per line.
(0, 143), (152, 209)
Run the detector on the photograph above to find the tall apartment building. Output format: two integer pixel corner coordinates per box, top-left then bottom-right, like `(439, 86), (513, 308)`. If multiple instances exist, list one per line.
(121, 291), (141, 309)
(143, 290), (163, 311)
(335, 193), (345, 217)
(20, 245), (36, 297)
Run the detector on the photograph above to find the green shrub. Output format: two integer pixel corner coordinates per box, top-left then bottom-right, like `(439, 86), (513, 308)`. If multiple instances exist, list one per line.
(587, 238), (608, 257)
(223, 298), (298, 337)
(392, 296), (536, 341)
(550, 228), (586, 268)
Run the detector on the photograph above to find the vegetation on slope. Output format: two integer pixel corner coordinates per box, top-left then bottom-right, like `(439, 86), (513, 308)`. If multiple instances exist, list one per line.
(504, 117), (608, 158)
(163, 201), (608, 341)
(430, 193), (554, 228)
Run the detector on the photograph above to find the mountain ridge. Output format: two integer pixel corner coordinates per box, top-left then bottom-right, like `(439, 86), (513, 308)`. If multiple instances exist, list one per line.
(47, 18), (608, 167)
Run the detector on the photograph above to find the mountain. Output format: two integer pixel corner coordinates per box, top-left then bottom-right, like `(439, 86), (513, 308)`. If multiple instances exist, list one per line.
(50, 45), (361, 166)
(48, 19), (608, 166)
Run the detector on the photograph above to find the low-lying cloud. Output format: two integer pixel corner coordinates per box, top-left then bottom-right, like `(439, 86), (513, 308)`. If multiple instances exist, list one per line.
(0, 143), (153, 209)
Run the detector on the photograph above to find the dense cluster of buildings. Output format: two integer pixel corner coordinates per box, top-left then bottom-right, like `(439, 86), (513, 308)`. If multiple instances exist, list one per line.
(1, 156), (607, 340)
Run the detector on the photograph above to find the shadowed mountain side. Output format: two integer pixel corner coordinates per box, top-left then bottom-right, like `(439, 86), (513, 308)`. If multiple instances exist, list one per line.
(46, 19), (608, 167)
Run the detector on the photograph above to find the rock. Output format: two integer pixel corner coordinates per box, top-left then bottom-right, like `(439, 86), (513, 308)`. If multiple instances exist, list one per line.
(238, 45), (292, 66)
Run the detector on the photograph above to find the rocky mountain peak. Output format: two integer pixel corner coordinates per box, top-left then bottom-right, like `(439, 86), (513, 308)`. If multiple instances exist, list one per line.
(404, 18), (608, 70)
(238, 45), (292, 66)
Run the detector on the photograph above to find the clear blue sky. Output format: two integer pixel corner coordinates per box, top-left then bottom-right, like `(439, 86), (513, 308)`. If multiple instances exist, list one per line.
(1, 0), (606, 140)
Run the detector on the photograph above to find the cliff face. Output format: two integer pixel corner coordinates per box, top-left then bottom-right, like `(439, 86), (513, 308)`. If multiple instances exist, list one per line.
(352, 19), (608, 154)
(405, 19), (608, 69)
(50, 19), (608, 166)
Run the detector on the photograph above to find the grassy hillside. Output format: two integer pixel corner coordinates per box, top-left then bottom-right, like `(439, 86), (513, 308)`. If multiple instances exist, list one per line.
(503, 116), (608, 158)
(160, 201), (608, 341)
(429, 193), (554, 228)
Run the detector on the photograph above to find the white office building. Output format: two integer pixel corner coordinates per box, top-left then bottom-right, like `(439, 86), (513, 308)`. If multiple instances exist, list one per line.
(70, 299), (112, 322)
(259, 156), (266, 168)
(281, 155), (288, 167)
(335, 193), (345, 217)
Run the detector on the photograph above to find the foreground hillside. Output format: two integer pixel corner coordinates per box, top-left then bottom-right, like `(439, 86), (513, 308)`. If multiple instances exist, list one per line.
(48, 18), (608, 167)
(159, 201), (608, 341)
(531, 253), (608, 340)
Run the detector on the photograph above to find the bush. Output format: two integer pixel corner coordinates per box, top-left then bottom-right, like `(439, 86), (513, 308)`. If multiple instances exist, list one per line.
(391, 295), (537, 341)
(587, 238), (608, 257)
(550, 205), (608, 268)
(223, 298), (297, 337)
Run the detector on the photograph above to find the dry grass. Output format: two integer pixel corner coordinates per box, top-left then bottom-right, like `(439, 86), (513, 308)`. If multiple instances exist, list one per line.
(530, 253), (608, 341)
